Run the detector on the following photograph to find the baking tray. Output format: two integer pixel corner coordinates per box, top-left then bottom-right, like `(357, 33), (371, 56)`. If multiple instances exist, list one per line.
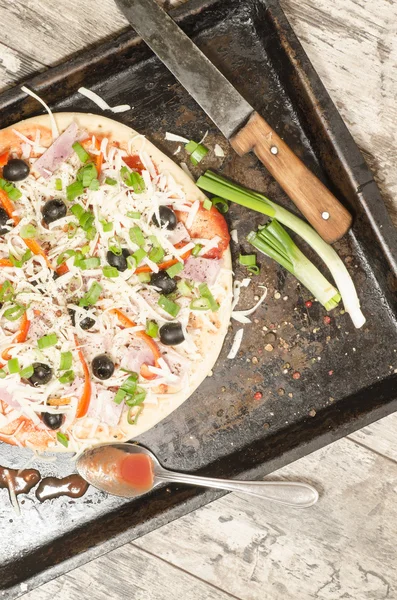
(1, 0), (397, 597)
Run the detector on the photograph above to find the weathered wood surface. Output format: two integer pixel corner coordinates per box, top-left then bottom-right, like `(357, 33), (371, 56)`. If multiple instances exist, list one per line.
(0, 0), (395, 598)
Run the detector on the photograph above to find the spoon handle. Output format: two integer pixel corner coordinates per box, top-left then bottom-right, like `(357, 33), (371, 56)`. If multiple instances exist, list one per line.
(156, 470), (318, 508)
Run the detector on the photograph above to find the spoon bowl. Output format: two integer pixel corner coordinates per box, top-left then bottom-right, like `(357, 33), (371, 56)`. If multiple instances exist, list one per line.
(77, 443), (319, 508)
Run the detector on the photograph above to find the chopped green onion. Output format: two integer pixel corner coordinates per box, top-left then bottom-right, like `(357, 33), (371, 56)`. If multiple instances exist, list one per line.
(158, 295), (180, 317)
(78, 257), (101, 270)
(108, 244), (122, 256)
(56, 432), (69, 448)
(203, 198), (212, 210)
(101, 221), (113, 233)
(239, 254), (257, 267)
(103, 266), (119, 278)
(127, 405), (144, 425)
(247, 265), (260, 275)
(0, 281), (14, 302)
(105, 177), (117, 186)
(127, 255), (137, 270)
(67, 181), (84, 201)
(114, 388), (127, 405)
(125, 387), (146, 407)
(85, 226), (97, 241)
(211, 197), (229, 213)
(72, 142), (90, 163)
(127, 211), (141, 219)
(132, 248), (147, 266)
(55, 178), (63, 191)
(79, 281), (102, 307)
(81, 244), (90, 255)
(148, 246), (165, 264)
(138, 272), (150, 283)
(7, 358), (19, 374)
(122, 375), (138, 395)
(9, 249), (32, 268)
(196, 171), (364, 324)
(177, 279), (192, 296)
(192, 244), (202, 257)
(60, 351), (73, 371)
(89, 178), (100, 191)
(3, 304), (26, 321)
(0, 369), (6, 379)
(190, 297), (211, 311)
(20, 365), (34, 379)
(77, 163), (97, 187)
(0, 178), (22, 201)
(129, 226), (145, 246)
(198, 283), (219, 312)
(185, 140), (208, 165)
(79, 212), (95, 231)
(59, 370), (75, 384)
(71, 204), (84, 219)
(145, 320), (159, 338)
(67, 223), (78, 239)
(37, 333), (58, 349)
(149, 235), (160, 247)
(166, 261), (184, 278)
(20, 224), (37, 239)
(120, 167), (145, 192)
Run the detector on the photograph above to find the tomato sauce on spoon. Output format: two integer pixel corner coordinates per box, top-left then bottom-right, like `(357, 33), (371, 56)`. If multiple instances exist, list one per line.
(119, 453), (154, 493)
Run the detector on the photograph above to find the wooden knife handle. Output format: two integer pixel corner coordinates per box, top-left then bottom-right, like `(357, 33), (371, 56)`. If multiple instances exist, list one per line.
(230, 112), (352, 243)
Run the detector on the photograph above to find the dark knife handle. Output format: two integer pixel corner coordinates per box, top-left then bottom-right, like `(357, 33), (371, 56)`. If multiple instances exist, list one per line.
(230, 112), (352, 243)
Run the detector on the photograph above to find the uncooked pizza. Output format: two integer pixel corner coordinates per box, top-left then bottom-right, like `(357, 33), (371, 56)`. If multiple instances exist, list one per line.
(0, 113), (232, 453)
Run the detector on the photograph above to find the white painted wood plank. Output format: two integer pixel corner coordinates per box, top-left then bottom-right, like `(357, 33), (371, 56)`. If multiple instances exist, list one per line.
(0, 41), (44, 90)
(348, 413), (397, 462)
(20, 543), (238, 600)
(134, 437), (397, 600)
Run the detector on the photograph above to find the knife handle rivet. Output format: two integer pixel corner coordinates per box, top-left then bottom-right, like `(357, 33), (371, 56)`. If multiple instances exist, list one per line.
(270, 146), (278, 155)
(322, 211), (330, 220)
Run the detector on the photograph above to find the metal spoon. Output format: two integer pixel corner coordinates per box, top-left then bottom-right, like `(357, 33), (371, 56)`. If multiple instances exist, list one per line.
(77, 443), (318, 508)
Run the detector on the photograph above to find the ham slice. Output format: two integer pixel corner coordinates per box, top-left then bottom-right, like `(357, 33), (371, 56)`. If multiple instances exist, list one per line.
(181, 256), (221, 285)
(87, 385), (124, 427)
(121, 340), (154, 373)
(166, 222), (190, 245)
(33, 122), (78, 178)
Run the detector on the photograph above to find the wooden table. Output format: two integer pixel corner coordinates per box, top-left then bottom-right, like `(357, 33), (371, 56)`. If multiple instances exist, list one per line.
(1, 0), (396, 598)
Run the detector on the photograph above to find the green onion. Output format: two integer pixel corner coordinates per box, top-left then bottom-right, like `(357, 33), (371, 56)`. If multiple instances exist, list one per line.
(59, 370), (75, 384)
(67, 181), (84, 201)
(0, 369), (6, 379)
(108, 244), (122, 256)
(247, 265), (260, 275)
(89, 179), (100, 191)
(149, 246), (165, 264)
(129, 226), (145, 246)
(103, 266), (119, 278)
(120, 167), (146, 193)
(248, 220), (342, 310)
(127, 405), (144, 425)
(56, 432), (69, 448)
(133, 248), (147, 266)
(20, 365), (34, 379)
(166, 261), (184, 278)
(197, 171), (365, 325)
(37, 332), (58, 349)
(192, 244), (202, 257)
(114, 388), (127, 405)
(177, 279), (192, 296)
(60, 351), (73, 371)
(203, 198), (212, 210)
(20, 224), (37, 239)
(127, 211), (141, 219)
(239, 254), (256, 267)
(79, 212), (95, 231)
(127, 255), (137, 270)
(190, 297), (211, 311)
(79, 281), (102, 307)
(149, 235), (160, 247)
(81, 244), (90, 255)
(122, 375), (138, 395)
(3, 304), (26, 321)
(55, 178), (63, 191)
(198, 283), (219, 312)
(138, 272), (150, 283)
(72, 142), (90, 163)
(101, 221), (113, 233)
(71, 204), (84, 219)
(105, 177), (117, 186)
(211, 197), (229, 213)
(85, 226), (97, 241)
(67, 223), (78, 239)
(127, 387), (146, 406)
(7, 358), (19, 374)
(77, 163), (97, 187)
(9, 249), (32, 268)
(0, 281), (14, 302)
(57, 250), (76, 265)
(158, 295), (180, 317)
(78, 257), (101, 270)
(145, 320), (159, 338)
(0, 178), (22, 201)
(185, 140), (209, 166)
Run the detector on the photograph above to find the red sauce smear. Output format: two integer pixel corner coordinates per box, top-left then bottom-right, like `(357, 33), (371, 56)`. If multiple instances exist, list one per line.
(119, 453), (154, 493)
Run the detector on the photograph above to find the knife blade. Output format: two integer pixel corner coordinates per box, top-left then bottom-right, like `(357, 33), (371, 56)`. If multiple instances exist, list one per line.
(115, 0), (352, 243)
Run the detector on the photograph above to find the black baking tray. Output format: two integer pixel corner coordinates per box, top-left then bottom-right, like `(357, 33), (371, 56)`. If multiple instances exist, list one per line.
(1, 0), (397, 597)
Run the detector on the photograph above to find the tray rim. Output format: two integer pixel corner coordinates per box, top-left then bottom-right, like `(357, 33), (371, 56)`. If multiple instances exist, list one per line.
(1, 0), (397, 596)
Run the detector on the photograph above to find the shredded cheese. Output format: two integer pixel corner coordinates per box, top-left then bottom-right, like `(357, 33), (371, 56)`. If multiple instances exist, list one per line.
(227, 328), (244, 359)
(78, 87), (131, 113)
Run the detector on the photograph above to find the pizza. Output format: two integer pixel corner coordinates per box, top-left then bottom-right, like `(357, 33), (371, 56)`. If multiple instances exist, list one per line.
(0, 113), (232, 454)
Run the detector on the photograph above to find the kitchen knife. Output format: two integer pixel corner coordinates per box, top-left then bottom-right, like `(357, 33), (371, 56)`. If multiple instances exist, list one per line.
(115, 0), (352, 243)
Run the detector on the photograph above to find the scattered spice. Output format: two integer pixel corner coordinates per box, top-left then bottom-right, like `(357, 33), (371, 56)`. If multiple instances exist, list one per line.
(328, 370), (334, 376)
(251, 356), (258, 365)
(277, 388), (285, 396)
(265, 344), (274, 352)
(264, 331), (277, 343)
(283, 363), (291, 369)
(254, 391), (263, 400)
(305, 300), (313, 308)
(292, 371), (301, 380)
(283, 296), (288, 301)
(323, 315), (331, 324)
(274, 292), (281, 300)
(288, 392), (293, 398)
(263, 422), (270, 430)
(221, 386), (226, 392)
(308, 409), (316, 417)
